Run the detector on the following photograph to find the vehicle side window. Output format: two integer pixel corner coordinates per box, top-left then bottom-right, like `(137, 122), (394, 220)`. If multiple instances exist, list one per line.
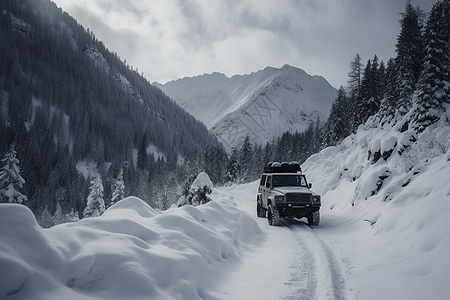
(300, 176), (307, 186)
(266, 176), (271, 188)
(260, 175), (266, 186)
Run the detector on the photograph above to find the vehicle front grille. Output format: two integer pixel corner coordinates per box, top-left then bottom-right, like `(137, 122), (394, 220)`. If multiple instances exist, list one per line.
(286, 193), (310, 204)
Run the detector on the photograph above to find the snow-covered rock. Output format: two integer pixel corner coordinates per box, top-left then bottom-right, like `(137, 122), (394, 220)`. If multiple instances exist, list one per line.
(83, 48), (110, 73)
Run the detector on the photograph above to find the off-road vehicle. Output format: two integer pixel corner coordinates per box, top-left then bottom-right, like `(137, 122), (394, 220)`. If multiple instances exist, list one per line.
(257, 162), (321, 226)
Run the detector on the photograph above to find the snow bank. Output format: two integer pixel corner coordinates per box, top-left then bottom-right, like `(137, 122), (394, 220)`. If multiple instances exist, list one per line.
(302, 124), (450, 299)
(0, 196), (262, 299)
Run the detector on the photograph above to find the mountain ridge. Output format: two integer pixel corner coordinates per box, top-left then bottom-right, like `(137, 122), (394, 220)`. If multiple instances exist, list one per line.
(155, 64), (337, 149)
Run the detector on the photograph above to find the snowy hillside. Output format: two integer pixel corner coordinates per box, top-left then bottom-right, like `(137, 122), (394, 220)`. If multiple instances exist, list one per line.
(155, 64), (337, 149)
(301, 116), (450, 299)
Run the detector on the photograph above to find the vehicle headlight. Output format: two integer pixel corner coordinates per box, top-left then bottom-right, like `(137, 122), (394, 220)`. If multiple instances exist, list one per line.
(275, 195), (284, 202)
(312, 196), (320, 203)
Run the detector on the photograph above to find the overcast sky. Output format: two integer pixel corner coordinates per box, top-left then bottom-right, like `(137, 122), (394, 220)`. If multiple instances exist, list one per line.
(51, 0), (434, 89)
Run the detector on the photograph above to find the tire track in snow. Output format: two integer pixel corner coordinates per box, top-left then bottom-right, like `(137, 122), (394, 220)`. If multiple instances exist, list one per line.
(280, 227), (317, 300)
(281, 219), (347, 300)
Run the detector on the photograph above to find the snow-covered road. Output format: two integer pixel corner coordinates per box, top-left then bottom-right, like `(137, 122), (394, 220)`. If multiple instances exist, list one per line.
(214, 182), (355, 300)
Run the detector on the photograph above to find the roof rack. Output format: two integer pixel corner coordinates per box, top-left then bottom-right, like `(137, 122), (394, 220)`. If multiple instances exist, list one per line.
(264, 162), (302, 174)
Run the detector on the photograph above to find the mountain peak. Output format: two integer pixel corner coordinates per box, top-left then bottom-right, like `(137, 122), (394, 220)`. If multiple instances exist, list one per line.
(157, 65), (337, 150)
(262, 64), (307, 74)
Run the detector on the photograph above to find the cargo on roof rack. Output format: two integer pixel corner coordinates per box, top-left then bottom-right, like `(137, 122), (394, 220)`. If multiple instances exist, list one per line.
(263, 161), (302, 173)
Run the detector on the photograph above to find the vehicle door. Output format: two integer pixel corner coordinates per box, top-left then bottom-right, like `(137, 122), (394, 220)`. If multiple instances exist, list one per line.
(258, 175), (266, 202)
(263, 175), (272, 206)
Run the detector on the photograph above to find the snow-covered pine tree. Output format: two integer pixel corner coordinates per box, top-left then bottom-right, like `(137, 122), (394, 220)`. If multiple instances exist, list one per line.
(239, 134), (253, 182)
(65, 208), (80, 222)
(394, 1), (425, 121)
(37, 205), (54, 228)
(224, 146), (239, 183)
(110, 168), (125, 206)
(83, 169), (105, 218)
(178, 172), (213, 207)
(378, 58), (399, 125)
(0, 144), (28, 204)
(53, 203), (65, 225)
(410, 0), (450, 132)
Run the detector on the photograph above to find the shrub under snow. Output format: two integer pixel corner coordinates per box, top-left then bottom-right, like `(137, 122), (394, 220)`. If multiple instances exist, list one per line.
(178, 172), (213, 207)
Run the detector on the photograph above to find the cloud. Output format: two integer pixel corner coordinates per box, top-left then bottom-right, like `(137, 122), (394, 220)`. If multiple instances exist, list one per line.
(52, 0), (436, 88)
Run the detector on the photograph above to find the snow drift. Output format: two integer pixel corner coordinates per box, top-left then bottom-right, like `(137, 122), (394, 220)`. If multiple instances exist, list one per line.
(0, 196), (262, 299)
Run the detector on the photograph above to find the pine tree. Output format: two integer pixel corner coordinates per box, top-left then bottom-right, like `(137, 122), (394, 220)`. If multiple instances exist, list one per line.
(370, 55), (384, 110)
(263, 141), (274, 166)
(378, 58), (399, 124)
(346, 53), (364, 133)
(354, 55), (383, 127)
(322, 87), (349, 148)
(65, 208), (80, 222)
(0, 144), (28, 204)
(37, 205), (54, 228)
(378, 60), (386, 99)
(224, 147), (239, 183)
(347, 53), (363, 99)
(239, 134), (253, 181)
(411, 0), (450, 132)
(136, 132), (148, 170)
(83, 169), (105, 218)
(110, 168), (125, 206)
(356, 59), (374, 125)
(394, 1), (425, 118)
(53, 203), (65, 225)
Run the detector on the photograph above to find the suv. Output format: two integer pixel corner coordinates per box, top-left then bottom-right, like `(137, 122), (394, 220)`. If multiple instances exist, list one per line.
(257, 162), (321, 226)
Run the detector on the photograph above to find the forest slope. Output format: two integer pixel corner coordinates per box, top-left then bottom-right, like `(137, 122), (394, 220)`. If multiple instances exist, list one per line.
(0, 0), (224, 215)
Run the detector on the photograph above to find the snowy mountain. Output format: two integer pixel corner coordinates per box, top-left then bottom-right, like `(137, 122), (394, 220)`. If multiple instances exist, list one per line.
(155, 65), (337, 149)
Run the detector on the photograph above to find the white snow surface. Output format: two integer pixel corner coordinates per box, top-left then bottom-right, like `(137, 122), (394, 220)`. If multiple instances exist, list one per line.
(191, 172), (214, 190)
(2, 123), (450, 299)
(0, 196), (261, 300)
(155, 65), (336, 150)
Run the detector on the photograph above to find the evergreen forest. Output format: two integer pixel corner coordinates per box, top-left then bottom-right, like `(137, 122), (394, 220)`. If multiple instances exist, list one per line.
(0, 0), (226, 223)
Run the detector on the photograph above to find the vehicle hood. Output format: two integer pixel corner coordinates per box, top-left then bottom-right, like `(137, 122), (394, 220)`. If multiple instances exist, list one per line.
(272, 187), (312, 195)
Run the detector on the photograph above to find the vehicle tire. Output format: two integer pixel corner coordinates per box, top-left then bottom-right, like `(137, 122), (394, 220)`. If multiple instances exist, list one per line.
(308, 210), (320, 226)
(268, 205), (281, 226)
(257, 201), (266, 218)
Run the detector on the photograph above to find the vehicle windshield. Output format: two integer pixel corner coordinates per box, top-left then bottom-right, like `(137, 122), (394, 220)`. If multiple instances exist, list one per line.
(272, 175), (307, 187)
